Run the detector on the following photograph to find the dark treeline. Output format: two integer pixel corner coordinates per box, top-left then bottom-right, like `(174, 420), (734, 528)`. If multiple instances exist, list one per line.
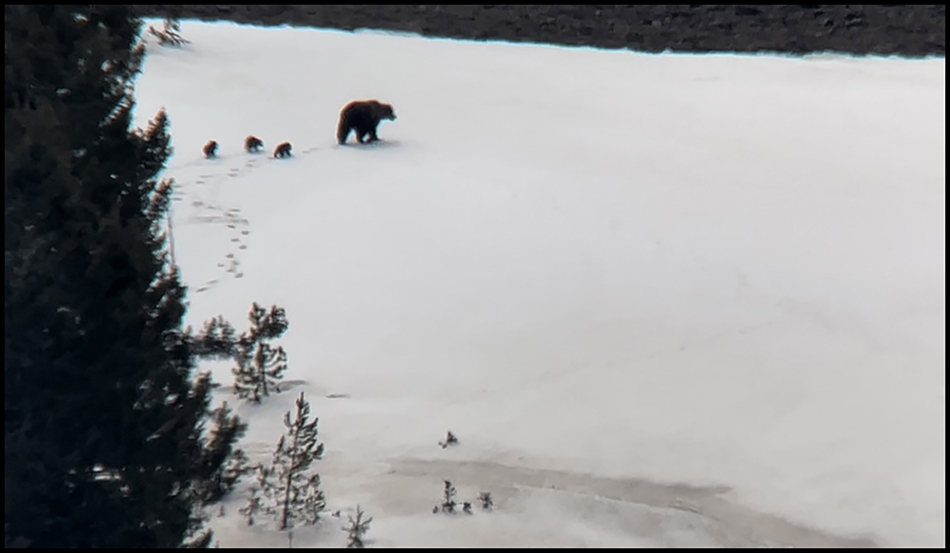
(135, 5), (945, 57)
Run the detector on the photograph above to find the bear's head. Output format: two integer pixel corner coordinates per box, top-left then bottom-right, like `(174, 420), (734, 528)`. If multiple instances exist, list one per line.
(375, 102), (396, 121)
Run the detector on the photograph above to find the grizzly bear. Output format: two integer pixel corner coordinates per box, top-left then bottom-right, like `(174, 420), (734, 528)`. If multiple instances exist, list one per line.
(337, 99), (397, 145)
(245, 135), (264, 153)
(203, 140), (218, 159)
(273, 141), (292, 158)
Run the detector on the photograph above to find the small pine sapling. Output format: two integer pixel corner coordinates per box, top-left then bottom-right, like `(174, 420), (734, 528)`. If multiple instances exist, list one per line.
(232, 303), (289, 404)
(462, 502), (473, 515)
(436, 480), (458, 514)
(344, 505), (373, 548)
(477, 491), (494, 511)
(438, 430), (459, 449)
(274, 392), (326, 530)
(240, 480), (266, 526)
(190, 315), (237, 360)
(148, 17), (190, 46)
(238, 393), (325, 531)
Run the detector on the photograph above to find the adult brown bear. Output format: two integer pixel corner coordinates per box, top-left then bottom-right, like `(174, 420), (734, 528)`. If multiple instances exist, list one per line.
(337, 99), (396, 145)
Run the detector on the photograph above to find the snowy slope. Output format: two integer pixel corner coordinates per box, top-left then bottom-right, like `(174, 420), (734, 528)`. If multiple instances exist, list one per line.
(133, 21), (945, 548)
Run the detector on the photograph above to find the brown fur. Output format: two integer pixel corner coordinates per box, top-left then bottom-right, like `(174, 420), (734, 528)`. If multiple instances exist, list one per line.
(273, 141), (292, 158)
(244, 135), (264, 153)
(337, 99), (397, 145)
(202, 140), (218, 158)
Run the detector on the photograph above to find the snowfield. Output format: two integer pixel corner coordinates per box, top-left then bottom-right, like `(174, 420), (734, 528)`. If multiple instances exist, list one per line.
(132, 20), (945, 548)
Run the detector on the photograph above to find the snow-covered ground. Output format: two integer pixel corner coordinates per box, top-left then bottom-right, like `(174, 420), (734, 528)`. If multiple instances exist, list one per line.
(133, 20), (945, 548)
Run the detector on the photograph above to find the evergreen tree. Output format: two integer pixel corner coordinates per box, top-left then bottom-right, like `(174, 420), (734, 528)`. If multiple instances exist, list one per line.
(191, 401), (252, 505)
(477, 491), (494, 511)
(239, 469), (270, 527)
(148, 18), (189, 47)
(145, 5), (189, 47)
(5, 5), (242, 547)
(437, 480), (458, 514)
(240, 392), (326, 530)
(344, 506), (373, 548)
(190, 315), (238, 360)
(231, 303), (289, 403)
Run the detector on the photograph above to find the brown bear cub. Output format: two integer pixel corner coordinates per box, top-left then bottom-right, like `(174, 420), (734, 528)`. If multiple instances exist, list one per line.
(203, 140), (218, 158)
(245, 135), (264, 153)
(273, 141), (292, 158)
(337, 99), (397, 145)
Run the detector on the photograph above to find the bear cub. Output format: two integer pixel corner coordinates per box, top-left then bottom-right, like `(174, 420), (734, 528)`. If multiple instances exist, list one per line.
(245, 135), (264, 153)
(202, 140), (218, 159)
(337, 99), (396, 145)
(273, 141), (292, 158)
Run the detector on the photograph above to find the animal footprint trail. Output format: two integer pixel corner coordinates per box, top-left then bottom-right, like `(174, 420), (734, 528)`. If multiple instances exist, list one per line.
(169, 147), (266, 296)
(176, 174), (253, 295)
(217, 205), (251, 282)
(194, 279), (219, 295)
(191, 209), (249, 293)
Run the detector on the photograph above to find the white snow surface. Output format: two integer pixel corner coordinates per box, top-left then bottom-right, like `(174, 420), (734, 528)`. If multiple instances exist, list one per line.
(132, 20), (945, 548)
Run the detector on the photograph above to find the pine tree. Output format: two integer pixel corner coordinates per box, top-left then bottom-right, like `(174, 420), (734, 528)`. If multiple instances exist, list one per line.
(232, 303), (289, 403)
(344, 506), (373, 548)
(239, 469), (271, 527)
(240, 392), (326, 530)
(192, 401), (252, 504)
(146, 6), (189, 48)
(190, 315), (238, 360)
(477, 491), (494, 511)
(438, 430), (459, 449)
(5, 5), (242, 547)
